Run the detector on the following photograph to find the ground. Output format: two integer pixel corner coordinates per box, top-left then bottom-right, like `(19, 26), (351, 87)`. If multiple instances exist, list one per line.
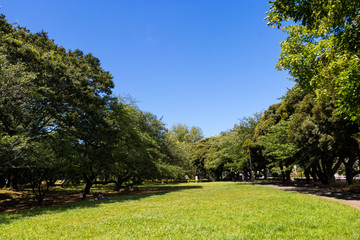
(0, 187), (162, 212)
(1, 182), (359, 212)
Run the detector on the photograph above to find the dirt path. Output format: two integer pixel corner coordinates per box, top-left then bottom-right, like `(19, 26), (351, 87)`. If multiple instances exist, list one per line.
(261, 184), (360, 210)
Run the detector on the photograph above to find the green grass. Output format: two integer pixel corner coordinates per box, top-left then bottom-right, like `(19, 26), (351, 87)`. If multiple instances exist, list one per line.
(0, 182), (359, 239)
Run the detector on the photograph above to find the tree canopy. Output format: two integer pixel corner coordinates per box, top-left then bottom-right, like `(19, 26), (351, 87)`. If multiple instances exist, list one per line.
(0, 15), (193, 202)
(267, 0), (360, 123)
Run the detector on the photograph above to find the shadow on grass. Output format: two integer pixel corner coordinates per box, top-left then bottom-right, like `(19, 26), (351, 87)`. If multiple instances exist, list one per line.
(0, 193), (17, 201)
(0, 184), (202, 225)
(255, 182), (360, 202)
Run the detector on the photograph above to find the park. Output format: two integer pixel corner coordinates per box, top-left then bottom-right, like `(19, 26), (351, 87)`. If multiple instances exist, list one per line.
(1, 0), (360, 239)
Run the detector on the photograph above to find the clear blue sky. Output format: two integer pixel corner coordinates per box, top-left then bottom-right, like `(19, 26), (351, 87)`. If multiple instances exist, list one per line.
(1, 0), (293, 137)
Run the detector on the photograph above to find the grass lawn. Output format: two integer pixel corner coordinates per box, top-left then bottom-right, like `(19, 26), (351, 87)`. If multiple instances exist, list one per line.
(0, 182), (359, 239)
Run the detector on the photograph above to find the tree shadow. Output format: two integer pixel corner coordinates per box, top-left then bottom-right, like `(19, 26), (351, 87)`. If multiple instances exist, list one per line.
(257, 182), (360, 202)
(0, 193), (18, 201)
(0, 184), (202, 225)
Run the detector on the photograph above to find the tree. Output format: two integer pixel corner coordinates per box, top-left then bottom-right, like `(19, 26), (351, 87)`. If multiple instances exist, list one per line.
(0, 54), (35, 188)
(190, 136), (219, 179)
(105, 98), (189, 189)
(207, 132), (250, 181)
(168, 124), (204, 144)
(0, 15), (114, 199)
(22, 137), (62, 205)
(253, 95), (303, 182)
(203, 113), (264, 181)
(267, 0), (360, 37)
(288, 94), (360, 184)
(267, 0), (360, 123)
(166, 124), (204, 178)
(256, 119), (297, 181)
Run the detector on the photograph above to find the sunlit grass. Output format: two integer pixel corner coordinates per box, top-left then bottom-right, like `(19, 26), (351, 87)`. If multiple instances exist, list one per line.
(0, 182), (359, 239)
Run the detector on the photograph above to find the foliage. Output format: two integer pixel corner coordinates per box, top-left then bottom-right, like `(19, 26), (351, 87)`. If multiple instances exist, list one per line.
(0, 15), (190, 201)
(261, 1), (360, 184)
(168, 124), (204, 144)
(288, 94), (360, 184)
(166, 123), (204, 178)
(189, 114), (262, 181)
(191, 136), (222, 179)
(257, 119), (297, 172)
(267, 0), (360, 123)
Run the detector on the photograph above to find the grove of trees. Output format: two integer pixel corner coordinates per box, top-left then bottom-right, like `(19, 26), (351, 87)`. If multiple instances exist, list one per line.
(0, 15), (200, 204)
(187, 0), (360, 185)
(1, 0), (360, 205)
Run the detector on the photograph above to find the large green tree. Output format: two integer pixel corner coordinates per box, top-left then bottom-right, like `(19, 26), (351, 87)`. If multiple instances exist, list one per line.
(190, 136), (219, 179)
(166, 124), (204, 178)
(253, 88), (305, 182)
(267, 0), (360, 123)
(288, 94), (360, 184)
(0, 15), (114, 199)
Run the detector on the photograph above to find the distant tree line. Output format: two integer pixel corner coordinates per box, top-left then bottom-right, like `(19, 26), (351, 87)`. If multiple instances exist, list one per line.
(185, 0), (360, 185)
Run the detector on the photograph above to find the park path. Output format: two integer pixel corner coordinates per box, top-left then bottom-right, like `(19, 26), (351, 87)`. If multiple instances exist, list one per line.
(261, 184), (360, 210)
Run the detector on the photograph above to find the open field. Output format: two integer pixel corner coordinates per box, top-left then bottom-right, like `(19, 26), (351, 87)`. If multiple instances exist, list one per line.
(0, 182), (359, 239)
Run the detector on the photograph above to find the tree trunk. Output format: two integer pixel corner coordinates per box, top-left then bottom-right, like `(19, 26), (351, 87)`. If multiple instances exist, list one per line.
(285, 170), (291, 182)
(304, 168), (311, 184)
(321, 156), (342, 185)
(263, 168), (268, 180)
(114, 175), (132, 191)
(309, 168), (318, 182)
(280, 166), (286, 182)
(36, 185), (44, 206)
(313, 162), (333, 185)
(47, 179), (57, 187)
(84, 180), (93, 194)
(248, 148), (254, 185)
(344, 166), (359, 185)
(9, 174), (18, 190)
(343, 157), (359, 185)
(31, 180), (49, 206)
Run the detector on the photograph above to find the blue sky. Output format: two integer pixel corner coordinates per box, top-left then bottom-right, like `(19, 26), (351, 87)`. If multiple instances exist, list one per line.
(1, 0), (293, 137)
